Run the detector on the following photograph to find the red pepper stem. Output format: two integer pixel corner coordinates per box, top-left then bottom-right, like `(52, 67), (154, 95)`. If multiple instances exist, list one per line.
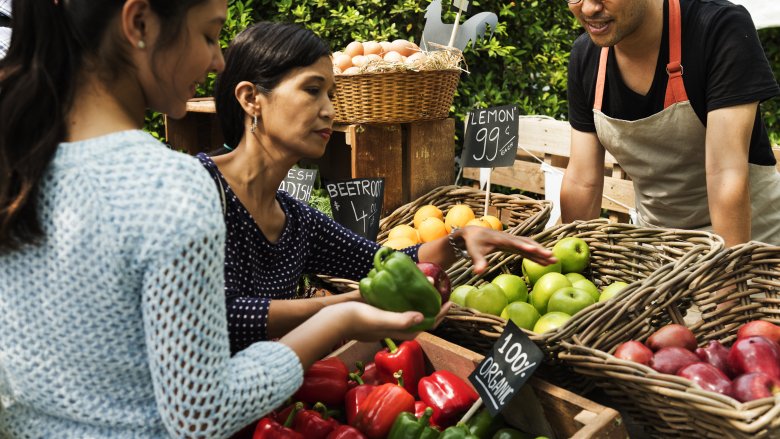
(420, 407), (434, 426)
(383, 338), (399, 353)
(284, 402), (304, 428)
(313, 402), (329, 420)
(394, 370), (405, 388)
(349, 372), (365, 386)
(355, 361), (365, 376)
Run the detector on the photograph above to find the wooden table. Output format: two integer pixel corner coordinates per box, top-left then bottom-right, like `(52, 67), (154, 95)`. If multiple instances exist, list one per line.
(165, 98), (455, 215)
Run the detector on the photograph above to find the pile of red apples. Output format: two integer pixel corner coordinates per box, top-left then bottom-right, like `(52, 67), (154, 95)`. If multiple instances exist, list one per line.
(614, 320), (780, 402)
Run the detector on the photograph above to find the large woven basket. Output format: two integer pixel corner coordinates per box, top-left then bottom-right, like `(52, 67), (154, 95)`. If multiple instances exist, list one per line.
(317, 185), (552, 293)
(333, 69), (460, 124)
(560, 242), (780, 438)
(432, 219), (724, 390)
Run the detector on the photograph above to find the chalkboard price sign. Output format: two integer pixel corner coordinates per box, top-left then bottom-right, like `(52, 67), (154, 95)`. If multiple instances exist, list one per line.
(326, 178), (385, 241)
(461, 104), (520, 169)
(279, 167), (318, 203)
(468, 320), (543, 417)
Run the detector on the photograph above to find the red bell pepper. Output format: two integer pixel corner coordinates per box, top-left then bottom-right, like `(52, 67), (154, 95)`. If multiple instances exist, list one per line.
(352, 361), (382, 386)
(294, 402), (340, 439)
(353, 372), (416, 439)
(253, 402), (304, 439)
(274, 402), (308, 424)
(327, 425), (368, 439)
(293, 357), (350, 406)
(414, 401), (429, 418)
(375, 338), (425, 397)
(345, 372), (376, 426)
(418, 370), (479, 428)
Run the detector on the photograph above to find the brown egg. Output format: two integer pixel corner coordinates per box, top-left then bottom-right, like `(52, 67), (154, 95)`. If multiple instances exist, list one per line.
(351, 55), (368, 68)
(333, 53), (353, 71)
(344, 41), (364, 58)
(379, 41), (393, 54)
(405, 52), (427, 66)
(333, 51), (343, 58)
(365, 54), (382, 62)
(391, 39), (419, 57)
(382, 51), (403, 63)
(342, 66), (361, 75)
(363, 41), (382, 56)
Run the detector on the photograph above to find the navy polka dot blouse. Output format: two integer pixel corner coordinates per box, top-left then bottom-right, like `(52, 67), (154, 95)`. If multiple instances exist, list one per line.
(198, 153), (420, 353)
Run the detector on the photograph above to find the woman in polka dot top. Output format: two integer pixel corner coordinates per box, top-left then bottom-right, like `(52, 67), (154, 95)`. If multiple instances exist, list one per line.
(202, 22), (555, 354)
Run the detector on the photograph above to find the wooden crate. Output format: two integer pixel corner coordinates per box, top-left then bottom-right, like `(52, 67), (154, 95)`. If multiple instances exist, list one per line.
(164, 98), (454, 215)
(328, 332), (627, 439)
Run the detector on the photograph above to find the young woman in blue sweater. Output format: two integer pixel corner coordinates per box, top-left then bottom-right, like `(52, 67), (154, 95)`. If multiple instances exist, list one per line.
(0, 1), (434, 438)
(201, 22), (555, 353)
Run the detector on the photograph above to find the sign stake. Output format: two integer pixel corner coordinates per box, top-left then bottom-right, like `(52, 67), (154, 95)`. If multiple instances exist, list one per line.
(447, 0), (469, 47)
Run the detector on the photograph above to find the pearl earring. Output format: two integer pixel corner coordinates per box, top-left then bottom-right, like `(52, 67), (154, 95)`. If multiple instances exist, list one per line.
(137, 40), (146, 49)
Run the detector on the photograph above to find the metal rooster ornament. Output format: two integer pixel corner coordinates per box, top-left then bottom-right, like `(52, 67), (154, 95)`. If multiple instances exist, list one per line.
(420, 0), (498, 51)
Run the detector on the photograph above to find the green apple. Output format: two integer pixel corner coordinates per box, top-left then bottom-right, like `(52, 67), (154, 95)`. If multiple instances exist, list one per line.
(450, 285), (476, 307)
(521, 258), (562, 286)
(552, 237), (591, 274)
(529, 272), (571, 315)
(565, 272), (587, 283)
(492, 273), (528, 303)
(599, 281), (629, 302)
(572, 278), (600, 302)
(466, 283), (508, 316)
(532, 311), (572, 334)
(503, 301), (541, 330)
(546, 287), (596, 316)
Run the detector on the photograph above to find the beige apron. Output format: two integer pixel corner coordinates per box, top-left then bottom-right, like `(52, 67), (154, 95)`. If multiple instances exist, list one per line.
(592, 0), (780, 244)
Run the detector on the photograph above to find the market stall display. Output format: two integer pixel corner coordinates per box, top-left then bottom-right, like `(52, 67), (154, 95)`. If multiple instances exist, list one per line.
(559, 241), (780, 438)
(433, 219), (724, 391)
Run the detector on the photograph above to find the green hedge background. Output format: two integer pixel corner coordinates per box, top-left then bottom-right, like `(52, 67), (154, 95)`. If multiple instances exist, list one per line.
(145, 0), (780, 148)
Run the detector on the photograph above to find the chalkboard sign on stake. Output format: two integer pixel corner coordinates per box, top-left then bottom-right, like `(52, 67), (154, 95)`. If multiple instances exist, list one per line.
(279, 167), (317, 203)
(460, 104), (520, 169)
(468, 320), (544, 417)
(325, 178), (385, 241)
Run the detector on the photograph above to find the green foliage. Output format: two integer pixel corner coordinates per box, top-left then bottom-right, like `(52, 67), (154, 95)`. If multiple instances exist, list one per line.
(144, 0), (779, 148)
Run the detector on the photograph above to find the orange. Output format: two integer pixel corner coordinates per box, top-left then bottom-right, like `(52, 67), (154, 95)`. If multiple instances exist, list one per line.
(417, 217), (448, 243)
(444, 204), (476, 232)
(465, 218), (491, 228)
(481, 215), (503, 231)
(387, 224), (420, 244)
(383, 237), (417, 250)
(413, 205), (444, 229)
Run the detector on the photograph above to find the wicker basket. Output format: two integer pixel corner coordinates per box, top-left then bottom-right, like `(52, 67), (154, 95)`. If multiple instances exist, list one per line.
(559, 242), (780, 438)
(333, 69), (460, 124)
(432, 219), (724, 390)
(317, 185), (552, 293)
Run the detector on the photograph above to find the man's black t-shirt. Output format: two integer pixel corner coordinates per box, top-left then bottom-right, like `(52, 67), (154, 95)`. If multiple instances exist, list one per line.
(567, 0), (779, 165)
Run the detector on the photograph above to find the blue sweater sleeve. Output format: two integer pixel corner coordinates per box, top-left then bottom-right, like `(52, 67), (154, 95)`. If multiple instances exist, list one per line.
(298, 201), (421, 280)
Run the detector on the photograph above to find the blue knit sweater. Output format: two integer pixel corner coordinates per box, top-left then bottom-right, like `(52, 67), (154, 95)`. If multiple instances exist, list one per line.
(0, 130), (303, 438)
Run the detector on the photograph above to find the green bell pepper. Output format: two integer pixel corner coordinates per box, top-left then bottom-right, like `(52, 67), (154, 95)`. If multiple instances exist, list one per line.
(359, 247), (442, 331)
(388, 407), (440, 439)
(440, 424), (479, 439)
(467, 407), (505, 438)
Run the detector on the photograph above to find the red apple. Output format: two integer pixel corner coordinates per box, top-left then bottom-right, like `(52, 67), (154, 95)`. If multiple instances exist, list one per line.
(650, 347), (700, 375)
(729, 372), (780, 402)
(646, 324), (697, 352)
(696, 340), (735, 378)
(737, 320), (780, 345)
(677, 362), (732, 395)
(614, 341), (654, 366)
(728, 336), (780, 381)
(417, 262), (451, 303)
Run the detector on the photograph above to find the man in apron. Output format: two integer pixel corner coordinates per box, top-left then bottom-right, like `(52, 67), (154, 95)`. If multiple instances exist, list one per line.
(560, 0), (780, 246)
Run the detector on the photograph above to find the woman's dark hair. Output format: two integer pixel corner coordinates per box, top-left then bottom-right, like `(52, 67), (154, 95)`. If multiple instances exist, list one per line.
(214, 22), (331, 148)
(0, 0), (209, 252)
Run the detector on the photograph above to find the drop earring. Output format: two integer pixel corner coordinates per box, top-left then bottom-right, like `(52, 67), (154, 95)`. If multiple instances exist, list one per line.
(250, 115), (258, 134)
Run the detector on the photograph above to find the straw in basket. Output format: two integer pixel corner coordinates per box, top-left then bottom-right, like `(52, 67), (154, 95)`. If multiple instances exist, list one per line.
(560, 241), (780, 438)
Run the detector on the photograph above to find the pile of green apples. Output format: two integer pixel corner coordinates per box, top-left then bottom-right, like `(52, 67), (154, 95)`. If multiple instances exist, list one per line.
(450, 237), (629, 334)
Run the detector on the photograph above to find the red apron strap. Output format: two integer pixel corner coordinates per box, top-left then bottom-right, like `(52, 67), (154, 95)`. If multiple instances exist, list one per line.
(594, 47), (609, 112)
(664, 0), (688, 108)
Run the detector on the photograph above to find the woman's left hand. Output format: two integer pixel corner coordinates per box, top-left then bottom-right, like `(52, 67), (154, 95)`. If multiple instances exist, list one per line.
(456, 226), (556, 274)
